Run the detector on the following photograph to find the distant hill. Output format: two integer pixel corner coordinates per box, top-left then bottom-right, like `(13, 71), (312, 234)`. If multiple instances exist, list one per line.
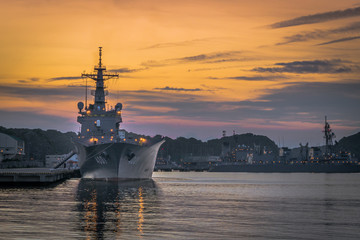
(2, 125), (358, 166)
(0, 126), (76, 161)
(0, 126), (279, 163)
(336, 132), (360, 157)
(215, 133), (278, 153)
(157, 133), (279, 163)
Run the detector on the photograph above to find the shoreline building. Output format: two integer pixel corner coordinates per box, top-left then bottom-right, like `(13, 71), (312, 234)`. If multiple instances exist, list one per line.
(0, 133), (25, 162)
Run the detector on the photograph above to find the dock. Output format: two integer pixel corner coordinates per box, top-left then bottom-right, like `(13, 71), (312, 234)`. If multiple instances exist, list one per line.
(0, 168), (80, 183)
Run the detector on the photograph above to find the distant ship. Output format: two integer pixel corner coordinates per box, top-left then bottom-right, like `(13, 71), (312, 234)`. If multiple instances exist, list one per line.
(73, 47), (164, 179)
(210, 117), (360, 173)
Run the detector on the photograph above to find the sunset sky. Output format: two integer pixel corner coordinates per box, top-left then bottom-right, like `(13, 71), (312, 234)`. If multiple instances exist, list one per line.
(1, 0), (360, 147)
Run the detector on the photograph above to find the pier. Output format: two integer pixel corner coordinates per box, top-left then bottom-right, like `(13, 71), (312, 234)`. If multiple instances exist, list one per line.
(0, 168), (80, 183)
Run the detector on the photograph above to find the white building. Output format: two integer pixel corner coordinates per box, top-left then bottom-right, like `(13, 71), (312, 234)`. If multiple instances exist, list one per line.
(0, 133), (25, 162)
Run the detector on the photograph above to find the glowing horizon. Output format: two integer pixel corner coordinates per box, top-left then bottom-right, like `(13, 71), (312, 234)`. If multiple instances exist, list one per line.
(1, 0), (359, 147)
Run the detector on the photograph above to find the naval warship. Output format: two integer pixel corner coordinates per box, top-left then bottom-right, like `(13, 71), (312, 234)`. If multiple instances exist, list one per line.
(74, 47), (164, 179)
(210, 117), (360, 173)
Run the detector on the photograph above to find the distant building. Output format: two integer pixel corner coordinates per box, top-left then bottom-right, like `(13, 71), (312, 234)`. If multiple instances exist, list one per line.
(45, 153), (78, 168)
(0, 133), (25, 162)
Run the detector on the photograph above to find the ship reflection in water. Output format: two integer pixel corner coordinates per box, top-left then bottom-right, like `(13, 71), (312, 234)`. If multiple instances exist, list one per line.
(76, 179), (159, 239)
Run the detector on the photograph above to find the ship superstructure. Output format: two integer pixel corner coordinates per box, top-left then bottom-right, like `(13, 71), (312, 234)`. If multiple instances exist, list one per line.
(74, 47), (164, 179)
(77, 47), (123, 145)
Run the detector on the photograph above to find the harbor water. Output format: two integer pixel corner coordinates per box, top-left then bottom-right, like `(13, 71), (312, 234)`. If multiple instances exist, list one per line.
(1, 172), (360, 239)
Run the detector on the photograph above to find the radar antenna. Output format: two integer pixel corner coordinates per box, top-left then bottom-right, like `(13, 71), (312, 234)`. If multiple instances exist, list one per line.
(81, 47), (119, 81)
(99, 47), (102, 68)
(81, 47), (119, 111)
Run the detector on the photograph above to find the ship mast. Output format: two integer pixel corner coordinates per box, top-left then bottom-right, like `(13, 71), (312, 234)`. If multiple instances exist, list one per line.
(323, 116), (336, 155)
(82, 47), (119, 112)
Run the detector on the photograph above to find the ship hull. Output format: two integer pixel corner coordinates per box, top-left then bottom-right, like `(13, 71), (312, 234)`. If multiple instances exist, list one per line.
(209, 163), (360, 173)
(74, 140), (164, 179)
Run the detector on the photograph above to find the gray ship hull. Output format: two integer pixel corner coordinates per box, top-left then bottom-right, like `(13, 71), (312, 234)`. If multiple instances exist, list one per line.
(210, 163), (360, 173)
(74, 140), (164, 179)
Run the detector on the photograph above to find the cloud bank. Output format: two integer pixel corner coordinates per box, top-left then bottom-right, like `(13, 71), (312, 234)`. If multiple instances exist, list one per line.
(154, 86), (202, 92)
(209, 75), (287, 81)
(108, 67), (146, 73)
(141, 51), (244, 67)
(270, 6), (360, 28)
(48, 76), (82, 81)
(253, 60), (353, 74)
(0, 84), (83, 99)
(277, 22), (360, 45)
(317, 36), (360, 46)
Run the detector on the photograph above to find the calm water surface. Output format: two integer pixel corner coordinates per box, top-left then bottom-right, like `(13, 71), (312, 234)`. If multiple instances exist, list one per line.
(1, 172), (360, 239)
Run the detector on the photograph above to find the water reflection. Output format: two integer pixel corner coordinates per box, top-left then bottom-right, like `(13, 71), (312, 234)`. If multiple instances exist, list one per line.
(137, 187), (144, 235)
(76, 179), (159, 239)
(83, 189), (98, 239)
